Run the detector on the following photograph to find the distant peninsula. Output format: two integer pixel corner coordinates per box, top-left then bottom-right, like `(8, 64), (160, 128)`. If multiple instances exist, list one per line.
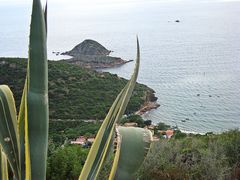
(0, 57), (159, 120)
(60, 39), (133, 69)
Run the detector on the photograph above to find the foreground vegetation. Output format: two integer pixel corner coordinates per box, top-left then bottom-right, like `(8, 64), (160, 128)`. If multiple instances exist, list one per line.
(47, 113), (240, 179)
(46, 128), (240, 180)
(0, 1), (48, 178)
(0, 57), (153, 120)
(138, 129), (240, 180)
(47, 145), (89, 180)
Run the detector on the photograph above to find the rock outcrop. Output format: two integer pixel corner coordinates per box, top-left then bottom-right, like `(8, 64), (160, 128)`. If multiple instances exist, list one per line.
(135, 89), (160, 115)
(61, 39), (111, 57)
(60, 39), (132, 69)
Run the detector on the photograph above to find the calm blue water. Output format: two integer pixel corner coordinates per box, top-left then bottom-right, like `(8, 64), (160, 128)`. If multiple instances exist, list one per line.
(0, 0), (240, 133)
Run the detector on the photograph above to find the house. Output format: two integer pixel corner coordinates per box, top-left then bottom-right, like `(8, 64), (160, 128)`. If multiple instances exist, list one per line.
(9, 63), (17, 68)
(159, 129), (174, 139)
(123, 122), (138, 127)
(70, 136), (86, 145)
(0, 61), (6, 65)
(87, 137), (95, 143)
(166, 129), (174, 139)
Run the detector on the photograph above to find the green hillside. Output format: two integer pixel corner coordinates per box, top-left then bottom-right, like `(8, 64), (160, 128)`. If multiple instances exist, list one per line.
(0, 57), (154, 120)
(46, 128), (240, 180)
(138, 130), (240, 179)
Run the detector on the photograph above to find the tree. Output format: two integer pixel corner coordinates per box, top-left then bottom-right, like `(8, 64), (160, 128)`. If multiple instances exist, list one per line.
(144, 120), (152, 126)
(47, 145), (88, 180)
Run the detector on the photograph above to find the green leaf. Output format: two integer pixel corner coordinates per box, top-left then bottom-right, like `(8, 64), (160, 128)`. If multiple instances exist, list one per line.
(108, 128), (121, 179)
(0, 85), (20, 179)
(1, 148), (9, 180)
(79, 38), (140, 180)
(0, 0), (48, 179)
(18, 81), (27, 180)
(27, 0), (48, 179)
(44, 1), (47, 35)
(114, 127), (152, 180)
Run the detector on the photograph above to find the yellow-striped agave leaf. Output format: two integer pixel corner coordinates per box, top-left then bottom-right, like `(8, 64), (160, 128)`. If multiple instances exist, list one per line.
(0, 0), (48, 179)
(18, 81), (27, 180)
(0, 85), (20, 179)
(44, 2), (48, 35)
(79, 38), (140, 180)
(1, 148), (9, 180)
(108, 127), (122, 179)
(27, 0), (48, 179)
(113, 127), (152, 180)
(0, 147), (1, 179)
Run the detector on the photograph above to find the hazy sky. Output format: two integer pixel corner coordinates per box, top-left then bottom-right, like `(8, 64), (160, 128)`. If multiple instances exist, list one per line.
(0, 0), (173, 6)
(1, 0), (240, 6)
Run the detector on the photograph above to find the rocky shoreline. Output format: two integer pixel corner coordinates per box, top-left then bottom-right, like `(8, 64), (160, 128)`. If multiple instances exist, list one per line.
(136, 89), (160, 115)
(135, 101), (160, 115)
(61, 55), (133, 69)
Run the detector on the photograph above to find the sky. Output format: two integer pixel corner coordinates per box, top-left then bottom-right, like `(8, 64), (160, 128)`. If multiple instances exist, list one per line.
(0, 0), (169, 7)
(1, 0), (240, 6)
(0, 0), (162, 10)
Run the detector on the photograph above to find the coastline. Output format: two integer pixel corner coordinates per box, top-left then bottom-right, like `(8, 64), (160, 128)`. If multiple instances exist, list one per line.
(136, 89), (160, 115)
(61, 58), (133, 69)
(0, 57), (156, 121)
(135, 101), (160, 116)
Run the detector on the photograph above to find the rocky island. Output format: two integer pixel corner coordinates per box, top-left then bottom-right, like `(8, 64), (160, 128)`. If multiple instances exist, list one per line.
(61, 39), (133, 69)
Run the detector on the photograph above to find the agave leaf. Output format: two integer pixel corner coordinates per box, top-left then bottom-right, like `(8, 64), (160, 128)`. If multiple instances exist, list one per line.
(0, 146), (3, 179)
(0, 147), (1, 179)
(1, 148), (9, 180)
(18, 81), (27, 180)
(27, 0), (48, 179)
(108, 128), (122, 179)
(0, 85), (20, 179)
(114, 127), (152, 180)
(44, 1), (47, 35)
(79, 38), (140, 180)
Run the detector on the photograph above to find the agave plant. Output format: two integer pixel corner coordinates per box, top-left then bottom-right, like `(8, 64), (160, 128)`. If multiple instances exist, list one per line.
(0, 0), (48, 179)
(0, 0), (152, 179)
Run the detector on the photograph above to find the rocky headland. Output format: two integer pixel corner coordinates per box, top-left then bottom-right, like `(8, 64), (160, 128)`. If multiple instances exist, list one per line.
(54, 39), (160, 113)
(136, 90), (160, 115)
(60, 39), (133, 69)
(0, 57), (159, 118)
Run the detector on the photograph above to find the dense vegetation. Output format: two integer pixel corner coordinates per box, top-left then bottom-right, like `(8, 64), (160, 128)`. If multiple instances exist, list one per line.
(49, 121), (101, 148)
(47, 145), (88, 180)
(48, 120), (113, 178)
(47, 127), (240, 180)
(138, 130), (240, 179)
(119, 114), (146, 127)
(0, 57), (153, 120)
(47, 118), (240, 179)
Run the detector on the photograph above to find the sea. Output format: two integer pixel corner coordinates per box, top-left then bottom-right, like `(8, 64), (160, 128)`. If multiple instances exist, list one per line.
(0, 0), (240, 133)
